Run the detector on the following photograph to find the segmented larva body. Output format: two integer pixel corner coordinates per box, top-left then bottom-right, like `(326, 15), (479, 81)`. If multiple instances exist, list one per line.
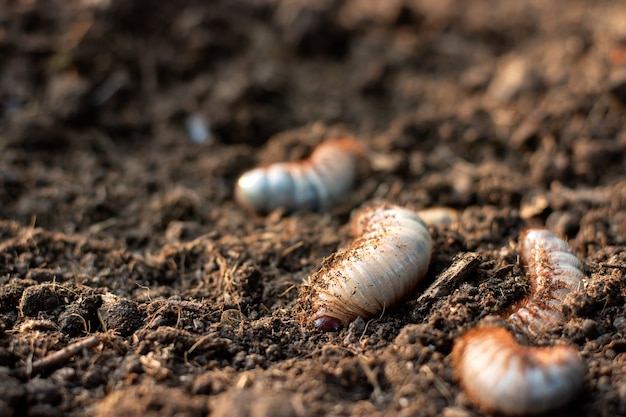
(300, 204), (433, 331)
(235, 138), (365, 213)
(508, 229), (585, 334)
(415, 207), (460, 227)
(452, 326), (585, 415)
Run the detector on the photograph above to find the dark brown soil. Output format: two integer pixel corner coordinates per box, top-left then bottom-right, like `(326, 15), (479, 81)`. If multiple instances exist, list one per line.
(1, 1), (625, 416)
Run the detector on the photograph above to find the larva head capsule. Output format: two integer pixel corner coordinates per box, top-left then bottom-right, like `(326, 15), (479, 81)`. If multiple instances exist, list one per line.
(312, 316), (344, 332)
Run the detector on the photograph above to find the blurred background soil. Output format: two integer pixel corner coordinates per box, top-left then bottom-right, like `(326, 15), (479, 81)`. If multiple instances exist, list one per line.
(0, 0), (625, 416)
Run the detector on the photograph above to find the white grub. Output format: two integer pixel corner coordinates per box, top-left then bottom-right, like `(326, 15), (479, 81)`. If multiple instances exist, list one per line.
(234, 137), (365, 213)
(300, 204), (433, 331)
(508, 229), (585, 334)
(415, 207), (460, 227)
(452, 326), (584, 415)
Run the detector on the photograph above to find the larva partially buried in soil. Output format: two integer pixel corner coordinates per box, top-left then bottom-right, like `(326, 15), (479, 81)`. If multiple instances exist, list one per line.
(508, 229), (586, 334)
(299, 204), (433, 331)
(235, 137), (365, 213)
(415, 207), (460, 227)
(452, 326), (585, 415)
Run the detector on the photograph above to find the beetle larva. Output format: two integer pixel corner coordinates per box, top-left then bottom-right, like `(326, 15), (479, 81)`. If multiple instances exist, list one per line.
(508, 229), (585, 334)
(300, 204), (433, 331)
(415, 207), (460, 227)
(234, 137), (365, 213)
(452, 326), (584, 415)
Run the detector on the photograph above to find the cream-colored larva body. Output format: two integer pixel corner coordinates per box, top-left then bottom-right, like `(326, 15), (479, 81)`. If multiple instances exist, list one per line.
(234, 138), (365, 213)
(508, 229), (585, 334)
(300, 204), (433, 331)
(415, 207), (460, 227)
(452, 326), (584, 415)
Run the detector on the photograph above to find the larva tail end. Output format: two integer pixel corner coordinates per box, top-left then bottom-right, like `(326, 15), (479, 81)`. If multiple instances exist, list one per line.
(313, 316), (344, 332)
(416, 207), (460, 227)
(324, 137), (367, 157)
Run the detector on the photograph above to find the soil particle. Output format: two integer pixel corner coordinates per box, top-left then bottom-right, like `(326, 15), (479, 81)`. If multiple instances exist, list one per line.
(59, 295), (102, 336)
(58, 305), (93, 336)
(92, 381), (209, 417)
(0, 280), (29, 313)
(18, 285), (60, 317)
(211, 388), (301, 417)
(0, 373), (27, 417)
(97, 298), (144, 336)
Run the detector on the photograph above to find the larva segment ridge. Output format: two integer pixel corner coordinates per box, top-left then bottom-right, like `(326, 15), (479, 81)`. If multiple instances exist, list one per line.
(452, 326), (584, 415)
(508, 229), (585, 335)
(235, 137), (366, 213)
(300, 204), (433, 331)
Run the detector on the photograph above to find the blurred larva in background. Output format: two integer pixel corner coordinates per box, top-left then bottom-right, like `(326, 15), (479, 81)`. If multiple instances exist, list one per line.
(235, 137), (366, 213)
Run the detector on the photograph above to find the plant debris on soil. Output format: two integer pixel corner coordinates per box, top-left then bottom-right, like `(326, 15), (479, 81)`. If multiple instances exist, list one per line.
(1, 0), (626, 416)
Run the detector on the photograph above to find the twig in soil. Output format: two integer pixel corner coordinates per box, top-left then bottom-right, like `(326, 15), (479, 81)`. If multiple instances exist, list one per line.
(135, 282), (152, 301)
(186, 332), (218, 357)
(175, 304), (182, 329)
(13, 335), (101, 378)
(360, 305), (386, 343)
(278, 284), (298, 297)
(413, 252), (482, 317)
(67, 312), (90, 333)
(280, 240), (305, 259)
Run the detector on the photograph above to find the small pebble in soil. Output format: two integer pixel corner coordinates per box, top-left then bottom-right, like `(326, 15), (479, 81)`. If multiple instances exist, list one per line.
(452, 326), (584, 415)
(300, 203), (432, 331)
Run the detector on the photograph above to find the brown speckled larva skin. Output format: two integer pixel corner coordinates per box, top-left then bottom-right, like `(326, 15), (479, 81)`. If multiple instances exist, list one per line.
(300, 204), (433, 331)
(234, 138), (365, 213)
(508, 229), (586, 335)
(452, 326), (585, 416)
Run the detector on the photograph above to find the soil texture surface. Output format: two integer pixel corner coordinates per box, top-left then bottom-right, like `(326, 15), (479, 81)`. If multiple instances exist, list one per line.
(1, 1), (626, 416)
